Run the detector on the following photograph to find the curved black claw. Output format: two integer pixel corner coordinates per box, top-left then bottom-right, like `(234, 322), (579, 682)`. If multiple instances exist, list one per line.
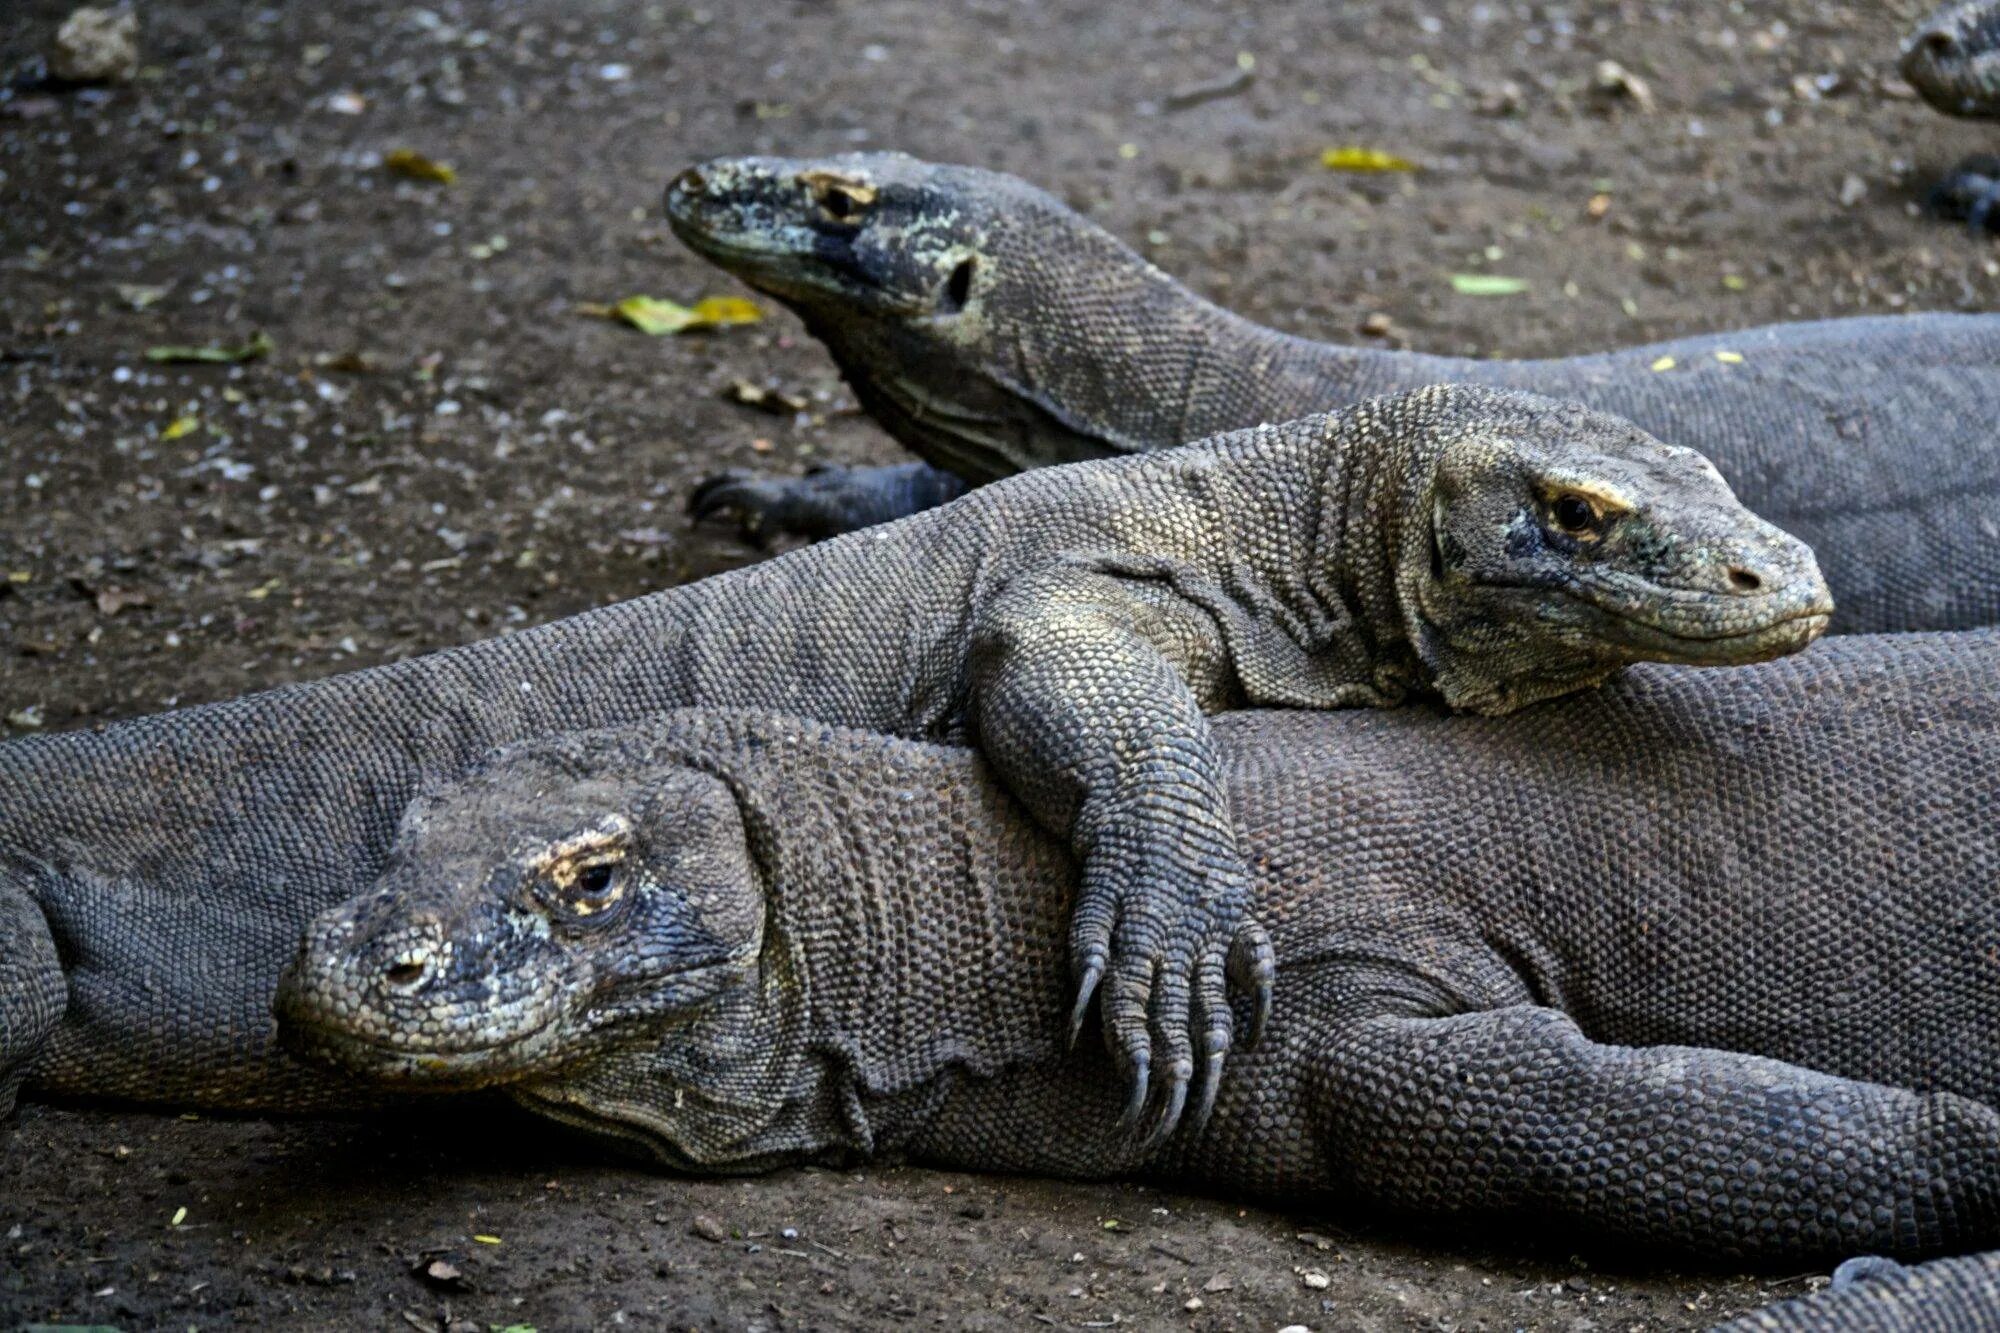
(1072, 864), (1263, 1146)
(1185, 959), (1232, 1135)
(1140, 1057), (1193, 1151)
(1229, 921), (1277, 1047)
(1116, 1047), (1150, 1133)
(688, 469), (781, 545)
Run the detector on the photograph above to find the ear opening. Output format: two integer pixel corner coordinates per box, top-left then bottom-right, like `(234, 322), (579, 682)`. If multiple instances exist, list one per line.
(939, 255), (976, 312)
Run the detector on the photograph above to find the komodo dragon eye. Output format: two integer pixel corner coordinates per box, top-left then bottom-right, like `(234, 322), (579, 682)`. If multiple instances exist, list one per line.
(535, 826), (634, 923)
(800, 172), (878, 224)
(1551, 493), (1602, 536)
(557, 859), (626, 919)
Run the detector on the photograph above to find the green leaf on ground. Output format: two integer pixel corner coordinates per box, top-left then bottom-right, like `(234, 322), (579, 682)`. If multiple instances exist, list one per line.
(1448, 274), (1530, 296)
(1320, 146), (1417, 172)
(145, 331), (274, 363)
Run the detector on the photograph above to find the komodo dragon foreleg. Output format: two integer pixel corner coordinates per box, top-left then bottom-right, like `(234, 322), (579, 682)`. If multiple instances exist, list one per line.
(1312, 1008), (2000, 1256)
(970, 564), (1277, 1136)
(0, 871), (66, 1117)
(1315, 1004), (2000, 1258)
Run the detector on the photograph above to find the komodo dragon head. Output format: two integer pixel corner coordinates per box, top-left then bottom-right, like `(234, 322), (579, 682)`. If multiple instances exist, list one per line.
(1905, 1), (2000, 117)
(275, 732), (768, 1091)
(1323, 387), (1835, 714)
(664, 151), (1160, 481)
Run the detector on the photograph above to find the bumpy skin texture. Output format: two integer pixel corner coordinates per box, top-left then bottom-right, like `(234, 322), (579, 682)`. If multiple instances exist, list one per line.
(1710, 1253), (2000, 1331)
(0, 386), (1826, 1130)
(283, 630), (2000, 1273)
(666, 153), (2000, 632)
(1905, 1), (2000, 118)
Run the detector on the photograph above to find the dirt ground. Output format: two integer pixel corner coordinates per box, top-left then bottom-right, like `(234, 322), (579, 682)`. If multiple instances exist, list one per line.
(1, 0), (1993, 1328)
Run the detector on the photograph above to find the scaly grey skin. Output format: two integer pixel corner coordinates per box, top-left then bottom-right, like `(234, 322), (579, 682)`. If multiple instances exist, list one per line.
(1905, 0), (2000, 118)
(1904, 1), (2000, 233)
(665, 152), (2000, 632)
(281, 628), (2000, 1273)
(1709, 1253), (2000, 1331)
(0, 386), (1828, 1133)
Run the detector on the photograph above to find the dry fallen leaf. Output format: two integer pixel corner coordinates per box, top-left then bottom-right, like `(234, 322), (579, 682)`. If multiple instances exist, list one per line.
(385, 148), (456, 184)
(115, 283), (170, 310)
(587, 295), (763, 336)
(1320, 146), (1418, 173)
(723, 379), (809, 415)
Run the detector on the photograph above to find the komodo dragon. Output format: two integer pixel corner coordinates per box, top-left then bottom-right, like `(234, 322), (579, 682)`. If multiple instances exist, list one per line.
(665, 152), (2000, 632)
(1904, 0), (2000, 230)
(277, 630), (2000, 1286)
(0, 386), (1829, 1133)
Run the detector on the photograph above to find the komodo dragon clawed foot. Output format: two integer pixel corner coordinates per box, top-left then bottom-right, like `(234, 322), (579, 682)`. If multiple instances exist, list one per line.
(689, 461), (970, 544)
(1930, 154), (2000, 233)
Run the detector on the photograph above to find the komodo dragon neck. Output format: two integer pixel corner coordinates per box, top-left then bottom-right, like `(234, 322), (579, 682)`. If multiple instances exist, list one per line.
(509, 723), (1078, 1172)
(809, 209), (1448, 473)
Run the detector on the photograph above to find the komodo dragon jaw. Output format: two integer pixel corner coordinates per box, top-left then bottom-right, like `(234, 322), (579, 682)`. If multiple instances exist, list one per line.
(274, 749), (764, 1090)
(1905, 0), (2000, 118)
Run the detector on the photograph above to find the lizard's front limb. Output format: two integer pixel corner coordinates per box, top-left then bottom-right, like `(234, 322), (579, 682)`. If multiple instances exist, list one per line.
(0, 870), (65, 1118)
(689, 462), (971, 542)
(970, 565), (1274, 1144)
(1314, 1005), (2000, 1259)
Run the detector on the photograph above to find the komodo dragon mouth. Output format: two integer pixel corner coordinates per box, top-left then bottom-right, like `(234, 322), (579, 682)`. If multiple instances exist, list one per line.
(1552, 577), (1833, 662)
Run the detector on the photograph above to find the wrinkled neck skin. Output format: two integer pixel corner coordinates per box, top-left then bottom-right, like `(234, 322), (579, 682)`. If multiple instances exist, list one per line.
(1138, 408), (1449, 716)
(509, 727), (1076, 1171)
(805, 205), (1452, 483)
(964, 251), (1439, 458)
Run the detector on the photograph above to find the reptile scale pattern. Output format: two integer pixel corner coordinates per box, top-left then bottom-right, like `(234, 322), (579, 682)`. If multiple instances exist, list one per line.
(278, 630), (2000, 1278)
(2, 385), (1816, 1136)
(669, 153), (2000, 633)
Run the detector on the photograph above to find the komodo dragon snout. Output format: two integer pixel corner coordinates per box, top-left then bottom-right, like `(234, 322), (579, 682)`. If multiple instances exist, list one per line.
(274, 743), (764, 1089)
(1904, 0), (2000, 118)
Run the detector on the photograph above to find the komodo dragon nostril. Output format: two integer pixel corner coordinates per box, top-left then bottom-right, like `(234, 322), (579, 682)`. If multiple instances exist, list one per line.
(675, 167), (707, 195)
(1921, 29), (1959, 58)
(1728, 566), (1763, 593)
(383, 951), (430, 989)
